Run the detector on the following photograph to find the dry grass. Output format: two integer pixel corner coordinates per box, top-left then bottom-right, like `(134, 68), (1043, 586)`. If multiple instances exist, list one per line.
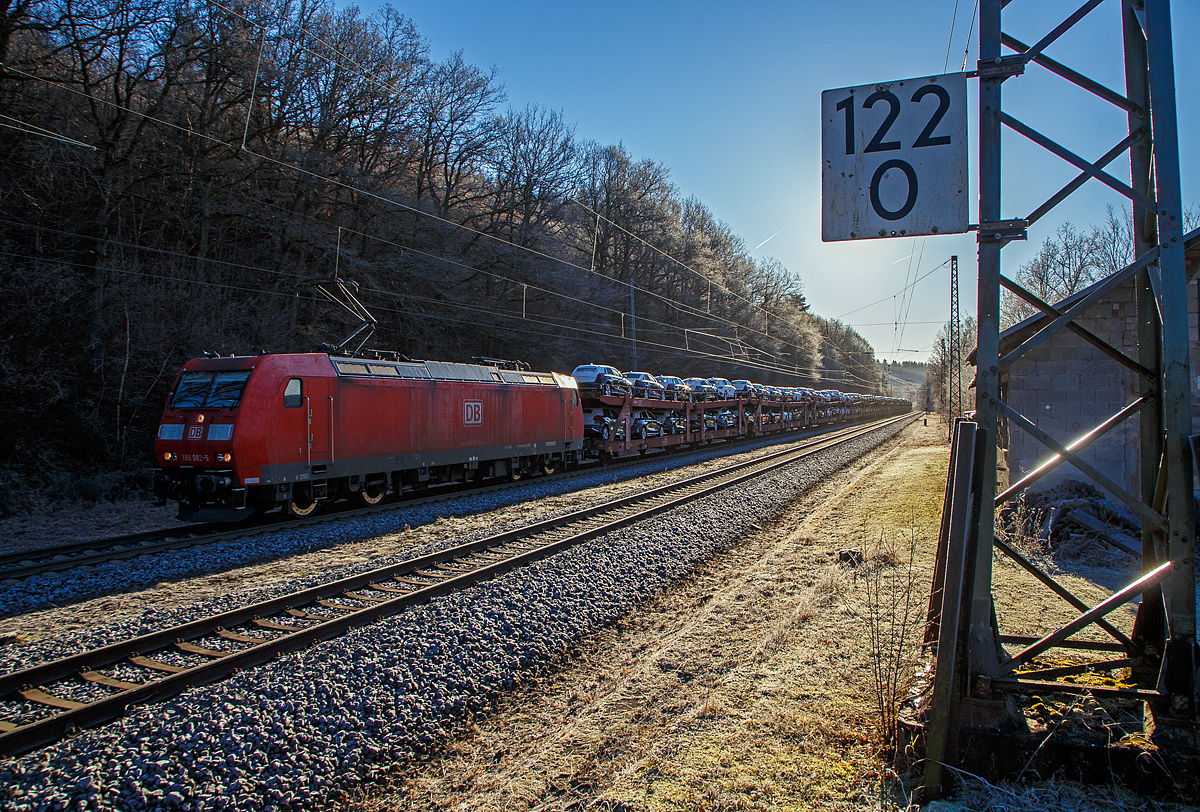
(995, 494), (1050, 560)
(943, 771), (1196, 811)
(862, 527), (924, 760)
(797, 565), (850, 616)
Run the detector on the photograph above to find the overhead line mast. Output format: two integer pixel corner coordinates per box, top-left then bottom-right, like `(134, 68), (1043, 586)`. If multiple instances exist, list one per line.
(821, 0), (1196, 796)
(948, 254), (962, 439)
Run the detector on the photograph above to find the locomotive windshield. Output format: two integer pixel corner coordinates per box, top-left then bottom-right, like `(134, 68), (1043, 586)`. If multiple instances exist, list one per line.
(169, 370), (253, 409)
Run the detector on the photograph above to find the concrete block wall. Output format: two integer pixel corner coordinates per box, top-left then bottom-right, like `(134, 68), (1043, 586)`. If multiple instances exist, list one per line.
(1005, 281), (1142, 497)
(1005, 276), (1200, 499)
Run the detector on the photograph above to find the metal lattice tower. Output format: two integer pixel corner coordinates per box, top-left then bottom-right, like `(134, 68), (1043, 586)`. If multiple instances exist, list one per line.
(948, 254), (962, 437)
(922, 0), (1196, 799)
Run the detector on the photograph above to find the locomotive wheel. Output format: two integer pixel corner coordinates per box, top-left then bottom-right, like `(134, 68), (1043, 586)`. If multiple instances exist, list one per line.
(507, 468), (524, 482)
(541, 459), (557, 475)
(358, 481), (386, 506)
(289, 488), (318, 517)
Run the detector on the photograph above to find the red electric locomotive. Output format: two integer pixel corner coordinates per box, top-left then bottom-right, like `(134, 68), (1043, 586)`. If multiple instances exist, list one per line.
(146, 353), (584, 521)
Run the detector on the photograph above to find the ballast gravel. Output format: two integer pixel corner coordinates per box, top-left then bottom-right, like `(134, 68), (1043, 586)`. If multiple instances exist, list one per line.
(2, 429), (844, 621)
(0, 419), (907, 812)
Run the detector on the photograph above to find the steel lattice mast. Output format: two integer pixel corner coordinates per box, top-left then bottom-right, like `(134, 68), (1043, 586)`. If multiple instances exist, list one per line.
(948, 254), (962, 439)
(922, 0), (1196, 799)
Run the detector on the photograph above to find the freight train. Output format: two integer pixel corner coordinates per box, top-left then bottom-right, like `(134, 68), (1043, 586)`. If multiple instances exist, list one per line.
(143, 352), (910, 522)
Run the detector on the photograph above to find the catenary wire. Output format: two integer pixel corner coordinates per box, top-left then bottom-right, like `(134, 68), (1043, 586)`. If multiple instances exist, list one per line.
(3, 15), (896, 385)
(835, 258), (950, 321)
(961, 0), (981, 71)
(945, 0), (963, 72)
(2, 62), (830, 372)
(0, 248), (834, 381)
(0, 213), (825, 371)
(895, 237), (926, 353)
(0, 114), (97, 149)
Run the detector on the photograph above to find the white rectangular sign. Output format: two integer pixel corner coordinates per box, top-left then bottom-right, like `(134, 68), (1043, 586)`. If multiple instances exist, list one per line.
(821, 72), (968, 242)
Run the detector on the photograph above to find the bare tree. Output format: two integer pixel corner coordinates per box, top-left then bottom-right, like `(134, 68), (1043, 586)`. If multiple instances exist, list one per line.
(0, 0), (908, 502)
(924, 316), (977, 418)
(487, 105), (578, 248)
(1004, 205), (1199, 329)
(1002, 223), (1098, 328)
(412, 51), (505, 218)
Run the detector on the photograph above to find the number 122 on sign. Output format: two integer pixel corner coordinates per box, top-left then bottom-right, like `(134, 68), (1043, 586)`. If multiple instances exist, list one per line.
(821, 72), (967, 242)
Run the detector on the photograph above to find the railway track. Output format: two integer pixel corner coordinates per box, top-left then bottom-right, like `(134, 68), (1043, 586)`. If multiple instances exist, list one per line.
(0, 462), (638, 582)
(0, 524), (251, 582)
(0, 420), (865, 582)
(0, 413), (913, 757)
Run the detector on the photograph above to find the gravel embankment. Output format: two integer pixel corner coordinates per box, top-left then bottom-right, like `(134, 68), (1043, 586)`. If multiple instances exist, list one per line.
(0, 418), (908, 812)
(0, 427), (853, 621)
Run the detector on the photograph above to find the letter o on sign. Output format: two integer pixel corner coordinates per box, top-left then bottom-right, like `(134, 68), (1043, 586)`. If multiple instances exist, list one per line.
(869, 159), (918, 221)
(464, 400), (482, 425)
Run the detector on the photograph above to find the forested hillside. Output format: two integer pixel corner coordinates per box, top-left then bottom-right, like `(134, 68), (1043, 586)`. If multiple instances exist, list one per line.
(881, 360), (927, 404)
(0, 0), (885, 506)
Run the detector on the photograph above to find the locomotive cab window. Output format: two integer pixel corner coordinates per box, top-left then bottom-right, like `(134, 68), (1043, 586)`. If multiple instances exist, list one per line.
(168, 370), (252, 410)
(207, 371), (252, 408)
(284, 378), (302, 408)
(169, 372), (214, 409)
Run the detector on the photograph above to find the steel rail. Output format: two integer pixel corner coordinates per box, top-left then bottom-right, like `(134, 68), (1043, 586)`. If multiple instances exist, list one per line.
(0, 413), (913, 757)
(0, 526), (224, 574)
(0, 418), (866, 581)
(0, 525), (262, 581)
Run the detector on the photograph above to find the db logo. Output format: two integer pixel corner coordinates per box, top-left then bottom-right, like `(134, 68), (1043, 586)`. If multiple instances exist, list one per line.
(464, 400), (482, 425)
(188, 426), (204, 439)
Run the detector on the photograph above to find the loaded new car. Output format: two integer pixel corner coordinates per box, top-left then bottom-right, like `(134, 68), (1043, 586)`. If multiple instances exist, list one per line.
(683, 378), (718, 401)
(731, 380), (756, 399)
(630, 410), (664, 439)
(706, 377), (736, 399)
(714, 409), (738, 430)
(583, 407), (625, 441)
(661, 414), (687, 435)
(570, 364), (632, 398)
(623, 371), (666, 400)
(656, 375), (693, 402)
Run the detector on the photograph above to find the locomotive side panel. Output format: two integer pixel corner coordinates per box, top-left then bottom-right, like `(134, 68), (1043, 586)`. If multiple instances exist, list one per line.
(238, 360), (582, 493)
(329, 375), (417, 462)
(325, 375), (578, 467)
(258, 355), (340, 482)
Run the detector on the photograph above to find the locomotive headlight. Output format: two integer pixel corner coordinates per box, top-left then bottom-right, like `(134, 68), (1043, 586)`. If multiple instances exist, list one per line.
(196, 414), (206, 423)
(216, 453), (233, 463)
(163, 452), (175, 461)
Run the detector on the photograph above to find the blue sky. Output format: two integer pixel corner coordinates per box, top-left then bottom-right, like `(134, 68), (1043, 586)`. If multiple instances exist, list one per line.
(351, 0), (1198, 362)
